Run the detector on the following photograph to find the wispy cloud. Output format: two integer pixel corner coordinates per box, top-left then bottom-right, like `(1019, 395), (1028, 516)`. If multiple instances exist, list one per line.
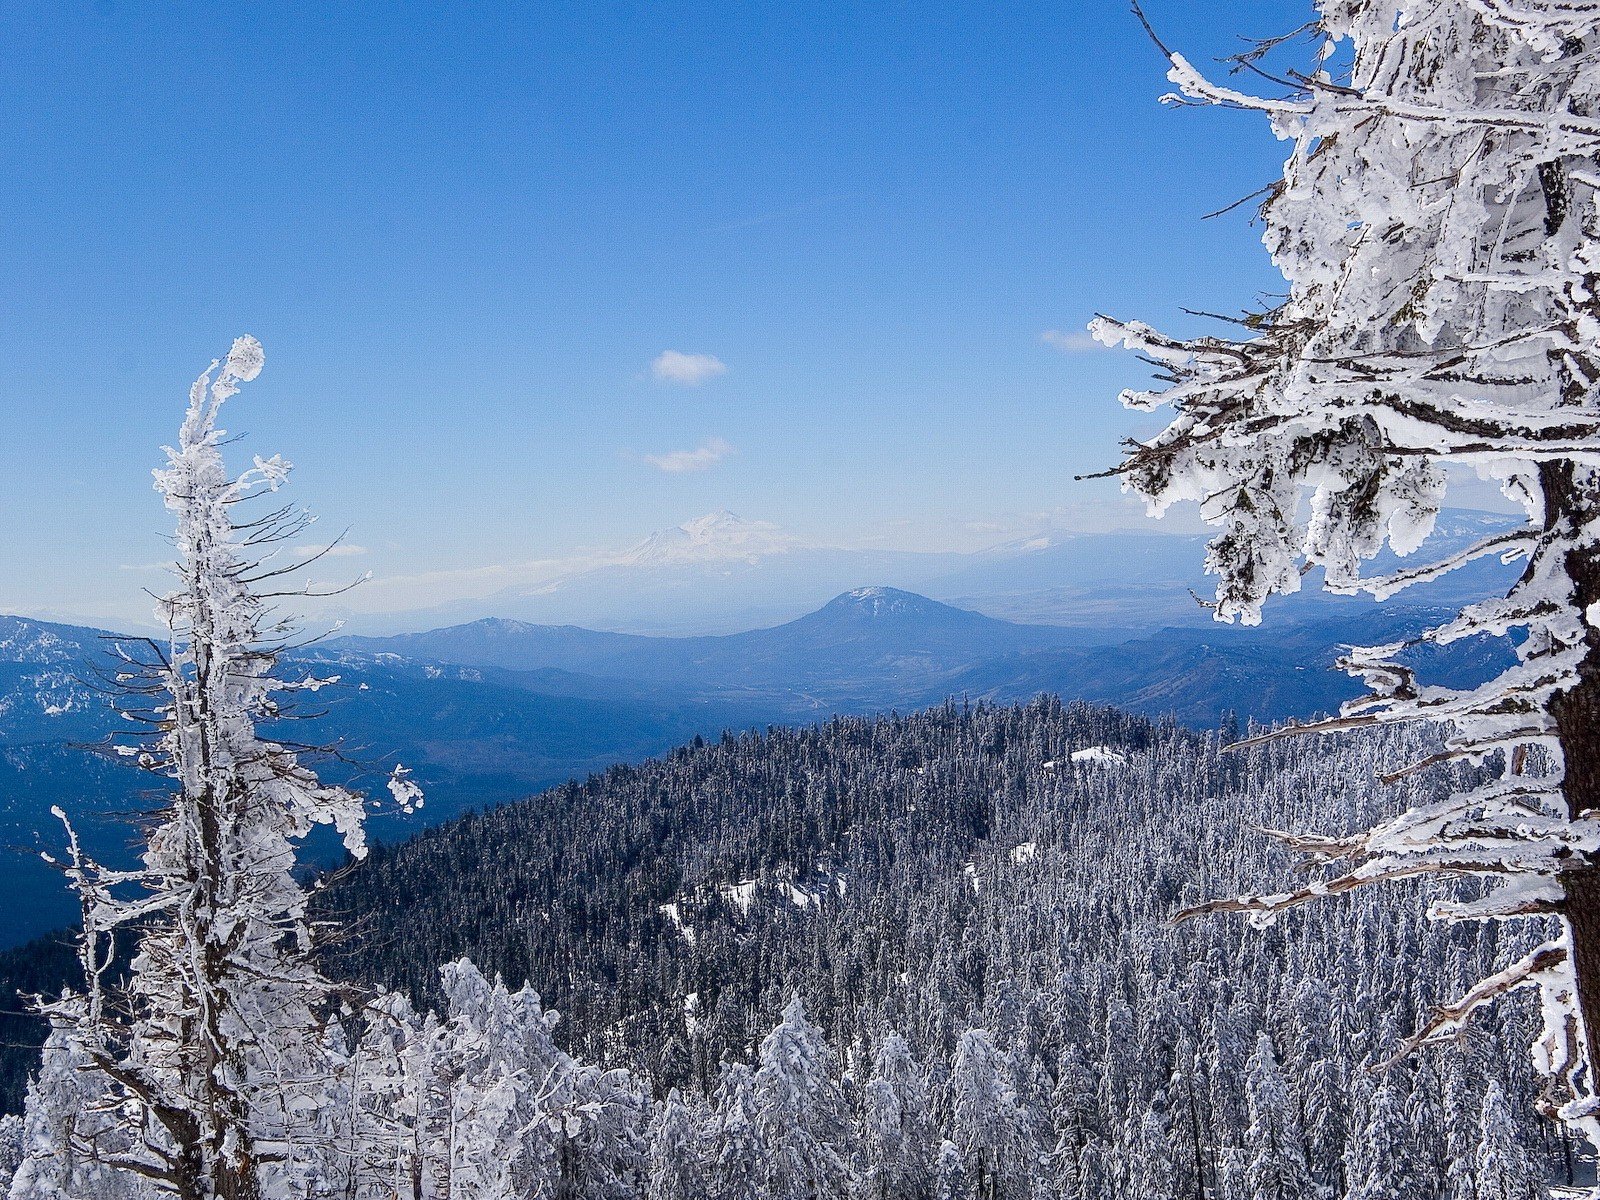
(651, 350), (727, 386)
(644, 437), (736, 474)
(1041, 328), (1107, 353)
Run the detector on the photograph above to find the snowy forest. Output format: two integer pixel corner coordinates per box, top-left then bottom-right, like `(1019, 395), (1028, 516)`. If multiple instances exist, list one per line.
(8, 0), (1600, 1197)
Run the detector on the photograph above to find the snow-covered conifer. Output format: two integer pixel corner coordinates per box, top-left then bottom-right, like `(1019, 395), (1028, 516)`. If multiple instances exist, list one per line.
(707, 1063), (765, 1200)
(646, 1089), (706, 1200)
(750, 996), (853, 1200)
(858, 1032), (935, 1200)
(1475, 1080), (1539, 1200)
(933, 1140), (970, 1200)
(1346, 1073), (1420, 1200)
(1242, 1033), (1315, 1200)
(25, 338), (419, 1198)
(948, 1028), (1036, 1200)
(1128, 1103), (1178, 1200)
(1441, 1059), (1481, 1200)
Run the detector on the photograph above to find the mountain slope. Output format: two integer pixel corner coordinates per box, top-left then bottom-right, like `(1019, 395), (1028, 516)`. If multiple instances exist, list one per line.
(0, 616), (768, 944)
(293, 699), (1565, 1196)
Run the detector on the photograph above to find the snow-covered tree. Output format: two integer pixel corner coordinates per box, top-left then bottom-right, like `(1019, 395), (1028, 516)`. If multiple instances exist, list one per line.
(1242, 1033), (1314, 1200)
(0, 1114), (24, 1197)
(857, 1032), (935, 1200)
(750, 996), (852, 1200)
(9, 1025), (144, 1200)
(933, 1140), (969, 1200)
(1093, 0), (1600, 1140)
(706, 1063), (765, 1200)
(1345, 1073), (1421, 1200)
(646, 1089), (706, 1200)
(23, 338), (418, 1198)
(564, 1064), (650, 1199)
(947, 1028), (1036, 1200)
(1441, 1060), (1481, 1200)
(1128, 1103), (1179, 1200)
(1475, 1080), (1539, 1200)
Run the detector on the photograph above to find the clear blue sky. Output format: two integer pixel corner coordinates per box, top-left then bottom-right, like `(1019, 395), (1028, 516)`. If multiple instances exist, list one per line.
(0, 0), (1312, 626)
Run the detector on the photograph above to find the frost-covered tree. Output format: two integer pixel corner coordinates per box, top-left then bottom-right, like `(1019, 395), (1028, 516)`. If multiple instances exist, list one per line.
(947, 1028), (1036, 1200)
(9, 1025), (143, 1200)
(1128, 1103), (1179, 1200)
(707, 1063), (765, 1200)
(750, 996), (852, 1200)
(1241, 1034), (1314, 1200)
(646, 1089), (706, 1200)
(932, 1141), (969, 1200)
(1475, 1080), (1539, 1200)
(1346, 1073), (1421, 1200)
(857, 1032), (935, 1200)
(1093, 0), (1600, 1139)
(21, 339), (418, 1199)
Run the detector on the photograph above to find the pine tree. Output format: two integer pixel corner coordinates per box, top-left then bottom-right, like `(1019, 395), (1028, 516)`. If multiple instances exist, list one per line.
(1346, 1074), (1420, 1200)
(948, 1028), (1035, 1200)
(707, 1063), (765, 1200)
(25, 338), (417, 1198)
(1441, 1060), (1480, 1200)
(933, 1140), (970, 1200)
(858, 1032), (935, 1200)
(1128, 1103), (1179, 1200)
(647, 1089), (706, 1200)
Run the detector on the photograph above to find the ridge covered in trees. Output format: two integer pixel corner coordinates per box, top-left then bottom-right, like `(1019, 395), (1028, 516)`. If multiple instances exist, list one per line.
(300, 697), (1574, 1196)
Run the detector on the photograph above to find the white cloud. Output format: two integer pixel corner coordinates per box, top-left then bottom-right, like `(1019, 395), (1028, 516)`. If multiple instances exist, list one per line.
(1041, 328), (1106, 353)
(644, 437), (736, 474)
(651, 350), (728, 386)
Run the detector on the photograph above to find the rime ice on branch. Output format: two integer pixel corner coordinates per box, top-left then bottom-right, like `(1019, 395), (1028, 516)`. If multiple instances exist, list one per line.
(1091, 0), (1600, 1144)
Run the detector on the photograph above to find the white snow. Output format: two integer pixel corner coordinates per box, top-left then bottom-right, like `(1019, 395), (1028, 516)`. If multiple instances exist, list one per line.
(721, 880), (758, 913)
(658, 901), (695, 945)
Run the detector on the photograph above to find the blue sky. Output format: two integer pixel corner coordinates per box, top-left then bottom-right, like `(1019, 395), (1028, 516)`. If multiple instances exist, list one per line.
(0, 0), (1315, 626)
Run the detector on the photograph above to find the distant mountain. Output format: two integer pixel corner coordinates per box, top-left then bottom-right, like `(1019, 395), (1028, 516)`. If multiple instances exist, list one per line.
(945, 606), (1514, 726)
(329, 584), (1511, 726)
(332, 506), (1524, 636)
(623, 510), (800, 565)
(370, 511), (967, 636)
(330, 587), (1109, 710)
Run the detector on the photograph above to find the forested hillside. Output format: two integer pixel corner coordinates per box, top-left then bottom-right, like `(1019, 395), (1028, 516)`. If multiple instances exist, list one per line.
(310, 699), (1576, 1194)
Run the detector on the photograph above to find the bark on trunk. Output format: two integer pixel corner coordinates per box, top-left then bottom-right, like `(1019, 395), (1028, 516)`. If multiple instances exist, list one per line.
(1544, 461), (1600, 1084)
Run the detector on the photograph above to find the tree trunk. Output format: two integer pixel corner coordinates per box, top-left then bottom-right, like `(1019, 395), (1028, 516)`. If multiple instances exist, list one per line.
(1544, 461), (1600, 1086)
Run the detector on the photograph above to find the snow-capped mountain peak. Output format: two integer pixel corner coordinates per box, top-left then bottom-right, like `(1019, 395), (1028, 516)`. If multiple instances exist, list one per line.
(826, 587), (953, 619)
(623, 511), (802, 566)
